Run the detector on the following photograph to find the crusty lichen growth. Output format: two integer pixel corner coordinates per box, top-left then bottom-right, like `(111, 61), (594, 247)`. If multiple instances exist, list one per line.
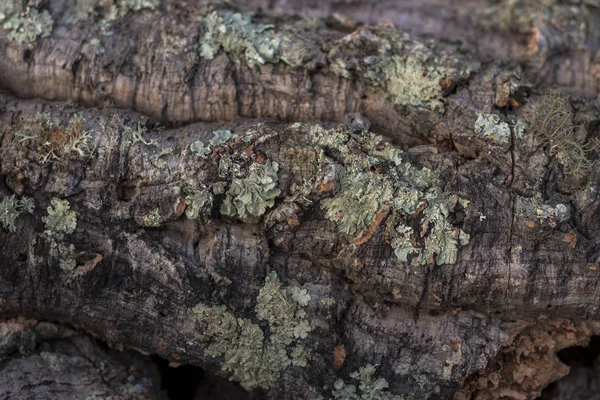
(0, 2), (53, 43)
(142, 208), (161, 227)
(367, 56), (445, 110)
(328, 25), (478, 111)
(0, 195), (34, 232)
(529, 92), (599, 178)
(313, 364), (404, 400)
(183, 188), (212, 219)
(43, 198), (77, 236)
(300, 124), (469, 266)
(221, 160), (281, 219)
(474, 114), (511, 144)
(190, 129), (237, 158)
(193, 272), (312, 390)
(197, 11), (319, 69)
(199, 11), (281, 68)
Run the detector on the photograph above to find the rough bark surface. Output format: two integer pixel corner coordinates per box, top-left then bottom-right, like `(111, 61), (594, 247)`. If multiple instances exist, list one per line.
(1, 1), (600, 399)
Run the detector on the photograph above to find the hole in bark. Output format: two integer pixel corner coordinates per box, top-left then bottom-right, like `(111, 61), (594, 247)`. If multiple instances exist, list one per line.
(152, 356), (249, 400)
(538, 335), (600, 399)
(117, 182), (139, 202)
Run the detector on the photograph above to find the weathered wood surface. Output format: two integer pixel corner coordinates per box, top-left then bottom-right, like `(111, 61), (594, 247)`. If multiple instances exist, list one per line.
(1, 1), (600, 399)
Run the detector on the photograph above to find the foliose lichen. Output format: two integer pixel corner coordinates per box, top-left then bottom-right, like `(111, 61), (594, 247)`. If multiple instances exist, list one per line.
(0, 2), (53, 43)
(42, 198), (77, 236)
(366, 56), (445, 110)
(193, 272), (312, 390)
(0, 195), (34, 232)
(312, 364), (404, 400)
(199, 11), (281, 68)
(327, 25), (478, 111)
(220, 160), (281, 219)
(197, 11), (317, 69)
(302, 124), (469, 266)
(58, 243), (77, 271)
(183, 188), (213, 219)
(190, 129), (237, 158)
(474, 113), (527, 144)
(142, 208), (161, 227)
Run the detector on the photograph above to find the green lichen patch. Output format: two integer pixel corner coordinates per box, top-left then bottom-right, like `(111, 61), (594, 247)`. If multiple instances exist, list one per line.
(0, 195), (34, 232)
(327, 25), (478, 111)
(183, 188), (213, 219)
(197, 11), (322, 69)
(474, 113), (526, 144)
(193, 272), (312, 390)
(199, 11), (281, 68)
(142, 208), (162, 227)
(314, 364), (404, 400)
(0, 2), (53, 43)
(58, 243), (77, 271)
(474, 114), (511, 144)
(220, 160), (281, 219)
(43, 198), (77, 236)
(297, 124), (469, 266)
(190, 129), (237, 158)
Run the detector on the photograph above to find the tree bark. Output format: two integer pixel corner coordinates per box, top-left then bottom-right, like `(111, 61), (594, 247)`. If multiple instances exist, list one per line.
(1, 1), (600, 399)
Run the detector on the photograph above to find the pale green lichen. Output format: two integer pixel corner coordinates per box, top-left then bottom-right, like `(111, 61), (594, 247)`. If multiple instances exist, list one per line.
(143, 208), (161, 227)
(0, 3), (53, 43)
(197, 11), (317, 69)
(190, 129), (237, 158)
(0, 195), (34, 232)
(221, 160), (281, 219)
(304, 124), (469, 266)
(321, 166), (395, 235)
(474, 113), (511, 143)
(199, 11), (280, 68)
(43, 198), (77, 236)
(121, 122), (156, 147)
(183, 188), (213, 219)
(58, 243), (77, 271)
(366, 56), (445, 110)
(193, 272), (312, 390)
(327, 26), (477, 112)
(314, 364), (404, 400)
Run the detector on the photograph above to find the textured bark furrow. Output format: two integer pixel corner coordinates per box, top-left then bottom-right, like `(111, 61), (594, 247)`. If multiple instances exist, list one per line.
(0, 87), (599, 398)
(233, 0), (600, 94)
(0, 1), (453, 146)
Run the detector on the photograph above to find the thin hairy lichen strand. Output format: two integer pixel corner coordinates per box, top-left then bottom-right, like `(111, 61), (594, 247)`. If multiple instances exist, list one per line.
(300, 124), (469, 266)
(193, 272), (312, 390)
(529, 92), (599, 178)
